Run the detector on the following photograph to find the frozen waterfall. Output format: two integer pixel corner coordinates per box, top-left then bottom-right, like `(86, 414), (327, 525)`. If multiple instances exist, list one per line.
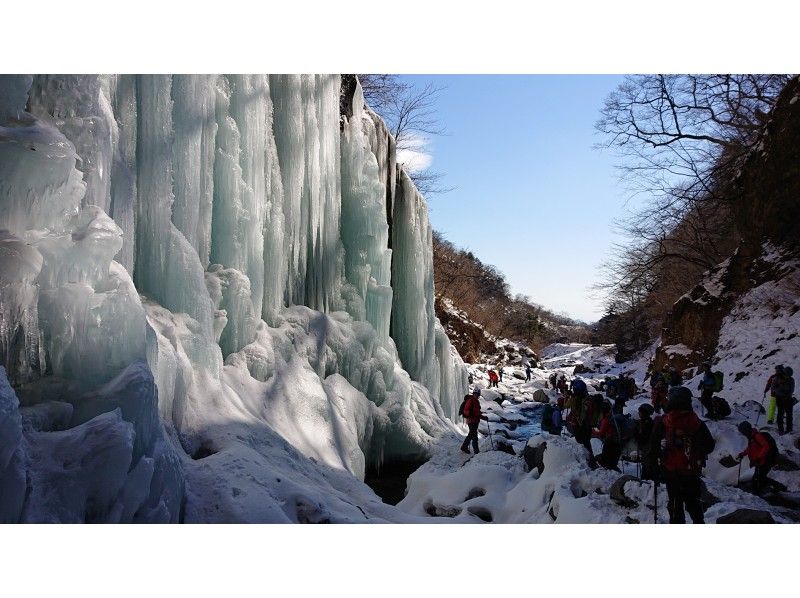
(0, 74), (467, 523)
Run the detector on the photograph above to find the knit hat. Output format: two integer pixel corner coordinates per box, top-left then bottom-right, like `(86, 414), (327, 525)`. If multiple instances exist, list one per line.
(737, 421), (753, 437)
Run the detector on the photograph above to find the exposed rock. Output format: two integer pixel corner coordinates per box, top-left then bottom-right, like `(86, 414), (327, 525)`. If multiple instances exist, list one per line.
(494, 440), (516, 455)
(523, 441), (547, 474)
(716, 509), (775, 524)
(424, 500), (462, 518)
(532, 389), (549, 404)
(609, 475), (639, 508)
(775, 454), (800, 471)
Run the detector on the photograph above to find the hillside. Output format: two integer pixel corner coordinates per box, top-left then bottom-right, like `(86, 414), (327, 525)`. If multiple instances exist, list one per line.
(432, 231), (592, 362)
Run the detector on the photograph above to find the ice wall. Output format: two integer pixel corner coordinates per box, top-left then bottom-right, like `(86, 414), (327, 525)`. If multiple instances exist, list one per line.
(0, 74), (466, 522)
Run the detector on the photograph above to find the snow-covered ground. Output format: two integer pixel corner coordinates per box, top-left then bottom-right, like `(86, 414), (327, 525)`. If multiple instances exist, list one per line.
(396, 345), (800, 523)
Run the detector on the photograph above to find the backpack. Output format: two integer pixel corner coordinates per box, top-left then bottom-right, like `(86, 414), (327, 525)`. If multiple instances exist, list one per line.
(606, 379), (618, 398)
(552, 408), (563, 431)
(712, 371), (724, 392)
(572, 378), (587, 395)
(760, 431), (779, 467)
(458, 397), (468, 417)
(662, 411), (715, 474)
(461, 396), (479, 419)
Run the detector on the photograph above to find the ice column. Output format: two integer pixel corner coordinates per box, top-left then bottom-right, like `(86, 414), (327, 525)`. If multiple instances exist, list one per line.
(269, 75), (342, 313)
(133, 75), (215, 340)
(340, 83), (393, 344)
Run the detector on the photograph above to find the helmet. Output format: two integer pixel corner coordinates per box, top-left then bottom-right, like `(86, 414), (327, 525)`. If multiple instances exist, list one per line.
(472, 388), (481, 396)
(785, 366), (794, 377)
(737, 421), (753, 437)
(638, 403), (654, 417)
(666, 386), (692, 412)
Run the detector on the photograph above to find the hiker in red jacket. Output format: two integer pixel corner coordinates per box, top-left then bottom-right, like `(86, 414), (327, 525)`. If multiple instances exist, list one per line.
(737, 421), (778, 494)
(592, 400), (622, 471)
(651, 386), (715, 524)
(488, 370), (499, 388)
(460, 388), (489, 454)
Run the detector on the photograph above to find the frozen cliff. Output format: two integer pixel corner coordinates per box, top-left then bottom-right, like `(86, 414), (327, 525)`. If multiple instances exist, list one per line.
(0, 74), (467, 523)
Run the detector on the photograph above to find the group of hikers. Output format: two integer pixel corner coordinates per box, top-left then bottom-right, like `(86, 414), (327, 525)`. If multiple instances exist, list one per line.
(460, 360), (796, 524)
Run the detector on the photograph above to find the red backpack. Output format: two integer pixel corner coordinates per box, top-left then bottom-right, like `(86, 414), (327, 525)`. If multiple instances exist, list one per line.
(662, 411), (715, 474)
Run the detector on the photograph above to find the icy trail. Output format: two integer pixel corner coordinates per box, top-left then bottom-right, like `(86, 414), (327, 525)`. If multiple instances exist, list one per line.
(0, 75), (467, 523)
(397, 350), (800, 523)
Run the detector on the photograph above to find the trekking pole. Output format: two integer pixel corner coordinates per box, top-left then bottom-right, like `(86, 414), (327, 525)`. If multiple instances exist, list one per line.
(754, 395), (766, 426)
(486, 419), (494, 450)
(737, 459), (742, 488)
(653, 480), (658, 524)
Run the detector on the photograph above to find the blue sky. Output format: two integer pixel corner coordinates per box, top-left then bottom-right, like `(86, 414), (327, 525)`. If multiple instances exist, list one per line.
(398, 75), (629, 323)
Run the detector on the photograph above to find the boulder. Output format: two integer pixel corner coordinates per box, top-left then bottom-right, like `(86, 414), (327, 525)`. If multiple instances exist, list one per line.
(775, 454), (800, 472)
(532, 389), (549, 404)
(494, 440), (516, 455)
(573, 364), (594, 374)
(522, 441), (547, 474)
(609, 475), (639, 508)
(716, 509), (775, 524)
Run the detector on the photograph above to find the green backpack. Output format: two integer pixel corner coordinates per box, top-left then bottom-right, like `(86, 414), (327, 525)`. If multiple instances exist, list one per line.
(713, 371), (724, 392)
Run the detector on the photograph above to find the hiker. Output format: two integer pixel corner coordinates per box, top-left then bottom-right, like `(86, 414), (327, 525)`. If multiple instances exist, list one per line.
(697, 362), (716, 416)
(651, 386), (715, 524)
(571, 376), (588, 399)
(668, 366), (682, 387)
(592, 400), (622, 471)
(525, 364), (532, 382)
(488, 369), (499, 388)
(557, 375), (568, 395)
(498, 366), (504, 382)
(773, 366), (795, 435)
(549, 372), (558, 389)
(567, 393), (600, 469)
(651, 371), (668, 414)
(460, 388), (489, 454)
(736, 421), (779, 494)
(634, 403), (658, 480)
(605, 376), (619, 400)
(468, 372), (474, 385)
(613, 373), (632, 415)
(649, 368), (662, 391)
(541, 397), (564, 435)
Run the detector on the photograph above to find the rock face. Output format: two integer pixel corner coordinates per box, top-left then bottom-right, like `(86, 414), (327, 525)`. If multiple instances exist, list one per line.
(654, 77), (800, 372)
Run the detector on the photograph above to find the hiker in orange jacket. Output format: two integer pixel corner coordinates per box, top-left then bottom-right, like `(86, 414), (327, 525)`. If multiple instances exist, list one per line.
(737, 421), (778, 494)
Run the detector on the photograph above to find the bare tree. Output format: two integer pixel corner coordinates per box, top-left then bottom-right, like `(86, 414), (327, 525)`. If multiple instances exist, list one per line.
(358, 74), (453, 196)
(592, 74), (792, 347)
(597, 74), (789, 206)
